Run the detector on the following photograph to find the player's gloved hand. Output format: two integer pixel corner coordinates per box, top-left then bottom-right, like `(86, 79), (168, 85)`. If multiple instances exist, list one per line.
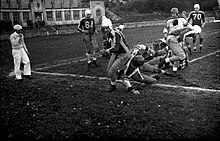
(82, 30), (89, 34)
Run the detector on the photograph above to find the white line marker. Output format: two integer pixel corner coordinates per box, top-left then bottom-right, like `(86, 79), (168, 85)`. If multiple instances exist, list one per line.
(189, 50), (220, 63)
(153, 83), (220, 93)
(35, 58), (87, 70)
(33, 71), (109, 80)
(33, 71), (220, 93)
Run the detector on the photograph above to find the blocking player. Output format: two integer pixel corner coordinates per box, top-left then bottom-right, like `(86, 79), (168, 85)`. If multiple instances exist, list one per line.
(160, 7), (187, 73)
(78, 9), (100, 70)
(187, 4), (205, 52)
(102, 25), (140, 94)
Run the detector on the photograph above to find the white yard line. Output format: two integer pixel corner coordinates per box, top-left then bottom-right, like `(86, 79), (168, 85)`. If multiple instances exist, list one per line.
(189, 50), (220, 63)
(33, 71), (220, 93)
(34, 58), (87, 71)
(153, 83), (220, 93)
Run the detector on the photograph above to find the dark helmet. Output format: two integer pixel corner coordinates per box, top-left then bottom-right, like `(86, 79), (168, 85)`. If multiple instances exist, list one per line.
(132, 55), (145, 67)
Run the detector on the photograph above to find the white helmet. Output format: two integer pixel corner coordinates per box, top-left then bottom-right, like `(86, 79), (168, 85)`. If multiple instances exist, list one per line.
(102, 16), (107, 20)
(118, 24), (125, 30)
(85, 9), (92, 16)
(192, 25), (202, 34)
(194, 4), (200, 10)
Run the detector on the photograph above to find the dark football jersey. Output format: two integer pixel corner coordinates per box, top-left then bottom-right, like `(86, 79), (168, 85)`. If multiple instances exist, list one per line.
(188, 11), (205, 27)
(78, 18), (95, 34)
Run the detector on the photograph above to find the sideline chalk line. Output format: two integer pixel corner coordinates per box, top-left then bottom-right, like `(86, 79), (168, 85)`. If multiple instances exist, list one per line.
(32, 71), (220, 93)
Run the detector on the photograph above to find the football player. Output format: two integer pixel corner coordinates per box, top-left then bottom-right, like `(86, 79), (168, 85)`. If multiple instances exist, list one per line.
(182, 25), (202, 54)
(103, 25), (135, 93)
(187, 4), (205, 52)
(101, 16), (113, 41)
(107, 45), (157, 94)
(181, 11), (188, 20)
(161, 7), (187, 73)
(78, 9), (100, 70)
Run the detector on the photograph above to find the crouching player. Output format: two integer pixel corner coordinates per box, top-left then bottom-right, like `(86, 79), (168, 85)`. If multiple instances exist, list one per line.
(107, 46), (157, 94)
(139, 42), (177, 78)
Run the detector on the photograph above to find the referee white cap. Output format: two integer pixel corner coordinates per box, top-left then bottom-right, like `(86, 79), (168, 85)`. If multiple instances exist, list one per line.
(13, 24), (22, 30)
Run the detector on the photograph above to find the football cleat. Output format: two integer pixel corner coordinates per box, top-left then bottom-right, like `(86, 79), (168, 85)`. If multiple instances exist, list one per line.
(87, 62), (92, 71)
(163, 70), (178, 77)
(23, 75), (34, 79)
(107, 84), (117, 92)
(116, 69), (124, 80)
(15, 78), (24, 82)
(158, 57), (166, 68)
(128, 87), (140, 94)
(193, 46), (196, 51)
(188, 47), (192, 55)
(199, 44), (203, 53)
(92, 60), (100, 68)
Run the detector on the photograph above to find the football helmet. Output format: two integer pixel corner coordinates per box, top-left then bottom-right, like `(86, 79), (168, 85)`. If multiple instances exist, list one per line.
(194, 4), (200, 10)
(132, 55), (145, 67)
(85, 9), (92, 16)
(171, 7), (179, 14)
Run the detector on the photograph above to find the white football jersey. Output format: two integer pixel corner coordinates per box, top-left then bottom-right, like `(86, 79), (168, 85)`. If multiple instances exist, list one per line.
(163, 17), (188, 34)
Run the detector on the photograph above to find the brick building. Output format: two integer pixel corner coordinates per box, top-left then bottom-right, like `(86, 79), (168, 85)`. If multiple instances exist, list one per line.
(0, 0), (105, 27)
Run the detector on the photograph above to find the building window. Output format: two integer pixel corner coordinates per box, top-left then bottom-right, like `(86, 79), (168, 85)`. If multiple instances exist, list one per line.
(2, 12), (10, 20)
(23, 12), (30, 22)
(46, 11), (53, 21)
(64, 10), (71, 21)
(55, 11), (62, 21)
(82, 10), (85, 18)
(13, 12), (20, 24)
(73, 10), (80, 20)
(96, 9), (101, 17)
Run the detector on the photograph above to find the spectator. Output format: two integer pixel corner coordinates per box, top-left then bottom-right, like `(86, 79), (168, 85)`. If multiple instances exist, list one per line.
(9, 24), (33, 81)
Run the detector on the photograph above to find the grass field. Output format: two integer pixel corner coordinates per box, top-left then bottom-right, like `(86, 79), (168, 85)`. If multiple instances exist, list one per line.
(0, 22), (220, 140)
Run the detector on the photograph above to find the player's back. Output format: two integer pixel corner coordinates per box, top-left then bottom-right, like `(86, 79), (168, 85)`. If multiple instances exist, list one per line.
(188, 11), (205, 26)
